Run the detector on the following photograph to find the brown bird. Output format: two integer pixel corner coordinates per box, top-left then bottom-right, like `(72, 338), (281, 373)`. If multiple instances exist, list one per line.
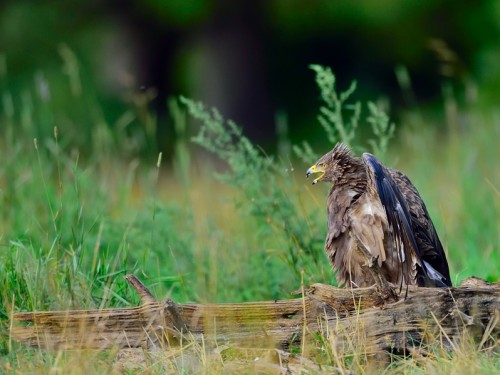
(306, 143), (451, 288)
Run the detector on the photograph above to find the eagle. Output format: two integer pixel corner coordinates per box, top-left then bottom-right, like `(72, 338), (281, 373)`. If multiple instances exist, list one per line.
(306, 143), (451, 288)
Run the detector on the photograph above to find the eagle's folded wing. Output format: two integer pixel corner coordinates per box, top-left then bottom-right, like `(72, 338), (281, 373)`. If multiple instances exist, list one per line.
(363, 153), (449, 287)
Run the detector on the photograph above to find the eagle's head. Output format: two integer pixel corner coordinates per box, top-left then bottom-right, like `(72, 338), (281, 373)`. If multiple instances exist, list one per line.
(306, 143), (355, 185)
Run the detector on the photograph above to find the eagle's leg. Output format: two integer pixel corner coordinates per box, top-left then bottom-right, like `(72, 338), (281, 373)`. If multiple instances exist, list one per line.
(351, 235), (398, 303)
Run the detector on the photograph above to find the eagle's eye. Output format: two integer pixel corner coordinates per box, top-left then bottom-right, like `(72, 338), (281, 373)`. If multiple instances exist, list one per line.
(320, 163), (327, 168)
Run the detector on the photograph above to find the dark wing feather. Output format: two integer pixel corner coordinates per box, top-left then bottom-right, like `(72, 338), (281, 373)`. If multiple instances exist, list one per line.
(388, 170), (452, 286)
(362, 153), (421, 287)
(363, 153), (451, 287)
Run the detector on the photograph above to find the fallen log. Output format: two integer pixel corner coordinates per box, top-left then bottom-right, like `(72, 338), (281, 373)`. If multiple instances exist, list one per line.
(11, 275), (499, 355)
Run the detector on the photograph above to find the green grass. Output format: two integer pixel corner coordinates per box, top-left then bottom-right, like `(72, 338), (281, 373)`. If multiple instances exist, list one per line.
(0, 62), (498, 373)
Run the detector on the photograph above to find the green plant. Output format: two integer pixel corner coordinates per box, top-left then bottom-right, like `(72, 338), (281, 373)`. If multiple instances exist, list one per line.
(181, 96), (328, 286)
(181, 64), (399, 286)
(295, 64), (395, 163)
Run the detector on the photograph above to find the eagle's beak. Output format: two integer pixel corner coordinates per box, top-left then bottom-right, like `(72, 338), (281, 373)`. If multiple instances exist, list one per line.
(306, 164), (325, 185)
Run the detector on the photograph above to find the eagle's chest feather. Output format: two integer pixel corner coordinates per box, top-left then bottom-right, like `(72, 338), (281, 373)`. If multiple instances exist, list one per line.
(327, 189), (410, 287)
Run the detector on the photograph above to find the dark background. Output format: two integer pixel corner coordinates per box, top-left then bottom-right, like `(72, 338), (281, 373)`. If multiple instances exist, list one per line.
(1, 0), (499, 155)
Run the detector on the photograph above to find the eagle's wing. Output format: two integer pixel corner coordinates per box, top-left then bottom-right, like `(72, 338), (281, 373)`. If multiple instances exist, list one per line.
(388, 170), (452, 286)
(362, 153), (449, 287)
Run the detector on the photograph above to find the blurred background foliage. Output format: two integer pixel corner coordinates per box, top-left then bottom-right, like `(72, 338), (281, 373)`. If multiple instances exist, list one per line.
(0, 0), (498, 307)
(2, 0), (500, 156)
(1, 1), (499, 370)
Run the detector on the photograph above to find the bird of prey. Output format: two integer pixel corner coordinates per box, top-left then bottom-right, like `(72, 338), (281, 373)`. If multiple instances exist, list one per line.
(306, 143), (451, 288)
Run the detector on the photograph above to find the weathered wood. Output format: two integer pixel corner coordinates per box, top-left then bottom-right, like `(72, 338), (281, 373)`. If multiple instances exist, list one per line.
(11, 276), (499, 355)
(124, 274), (156, 304)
